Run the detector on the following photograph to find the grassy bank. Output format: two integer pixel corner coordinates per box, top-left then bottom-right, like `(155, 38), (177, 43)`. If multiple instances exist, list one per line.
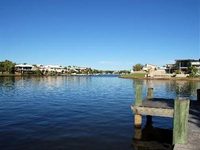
(0, 74), (19, 77)
(120, 73), (146, 79)
(120, 73), (200, 81)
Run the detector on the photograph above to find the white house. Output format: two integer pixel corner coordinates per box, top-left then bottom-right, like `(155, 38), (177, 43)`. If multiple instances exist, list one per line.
(142, 64), (157, 72)
(15, 64), (34, 71)
(39, 65), (65, 73)
(191, 61), (200, 70)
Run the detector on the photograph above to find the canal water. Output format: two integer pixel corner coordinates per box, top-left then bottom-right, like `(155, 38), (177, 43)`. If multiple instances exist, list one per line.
(0, 76), (199, 150)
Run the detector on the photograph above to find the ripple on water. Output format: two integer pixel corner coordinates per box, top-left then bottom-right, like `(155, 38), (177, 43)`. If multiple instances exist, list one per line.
(0, 76), (199, 150)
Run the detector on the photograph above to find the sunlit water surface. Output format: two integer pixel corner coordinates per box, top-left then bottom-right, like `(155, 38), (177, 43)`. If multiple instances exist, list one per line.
(0, 76), (199, 150)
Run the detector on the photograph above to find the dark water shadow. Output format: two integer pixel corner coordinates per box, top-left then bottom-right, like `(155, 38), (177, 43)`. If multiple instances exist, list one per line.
(132, 118), (173, 150)
(189, 101), (200, 128)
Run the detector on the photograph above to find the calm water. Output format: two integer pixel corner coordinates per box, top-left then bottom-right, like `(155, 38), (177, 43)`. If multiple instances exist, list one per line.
(0, 76), (199, 150)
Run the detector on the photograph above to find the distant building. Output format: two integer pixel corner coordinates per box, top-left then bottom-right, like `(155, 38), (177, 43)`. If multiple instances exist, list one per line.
(39, 65), (65, 73)
(165, 59), (200, 74)
(175, 59), (200, 73)
(143, 64), (168, 78)
(15, 64), (34, 73)
(191, 61), (200, 69)
(165, 64), (176, 73)
(142, 64), (157, 72)
(66, 66), (91, 74)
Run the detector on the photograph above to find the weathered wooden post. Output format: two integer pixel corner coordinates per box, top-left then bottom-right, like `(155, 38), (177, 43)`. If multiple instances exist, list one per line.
(135, 84), (142, 106)
(146, 88), (153, 125)
(134, 127), (142, 140)
(173, 98), (190, 144)
(197, 89), (200, 102)
(134, 84), (142, 128)
(147, 88), (153, 100)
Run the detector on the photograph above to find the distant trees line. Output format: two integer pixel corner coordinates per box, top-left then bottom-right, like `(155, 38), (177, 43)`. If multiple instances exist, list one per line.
(0, 60), (131, 75)
(0, 60), (198, 77)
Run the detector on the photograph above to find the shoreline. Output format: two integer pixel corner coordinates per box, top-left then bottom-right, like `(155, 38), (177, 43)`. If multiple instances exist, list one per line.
(1, 74), (200, 81)
(119, 75), (200, 81)
(0, 74), (119, 77)
(0, 74), (49, 77)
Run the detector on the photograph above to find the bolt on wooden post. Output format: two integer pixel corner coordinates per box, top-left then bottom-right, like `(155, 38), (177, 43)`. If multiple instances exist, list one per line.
(173, 98), (190, 144)
(134, 84), (142, 128)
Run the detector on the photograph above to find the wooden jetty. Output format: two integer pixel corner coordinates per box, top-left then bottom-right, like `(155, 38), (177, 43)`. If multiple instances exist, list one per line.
(131, 85), (200, 150)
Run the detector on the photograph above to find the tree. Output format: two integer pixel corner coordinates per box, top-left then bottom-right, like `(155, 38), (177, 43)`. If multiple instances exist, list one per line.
(175, 70), (181, 74)
(0, 62), (4, 74)
(133, 64), (143, 71)
(119, 70), (130, 74)
(0, 60), (15, 74)
(188, 66), (198, 77)
(33, 69), (43, 76)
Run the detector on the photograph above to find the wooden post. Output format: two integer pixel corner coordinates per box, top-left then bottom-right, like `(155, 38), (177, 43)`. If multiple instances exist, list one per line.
(147, 88), (153, 100)
(197, 89), (200, 102)
(134, 114), (142, 128)
(173, 98), (190, 144)
(135, 84), (142, 106)
(134, 84), (142, 128)
(134, 127), (142, 140)
(147, 88), (153, 125)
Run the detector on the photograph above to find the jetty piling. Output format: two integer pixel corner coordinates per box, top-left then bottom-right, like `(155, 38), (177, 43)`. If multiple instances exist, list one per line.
(173, 98), (190, 144)
(134, 84), (142, 128)
(147, 88), (153, 100)
(147, 88), (153, 124)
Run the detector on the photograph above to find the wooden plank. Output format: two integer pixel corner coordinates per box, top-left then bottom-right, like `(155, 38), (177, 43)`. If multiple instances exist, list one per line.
(173, 98), (190, 144)
(131, 105), (174, 118)
(142, 99), (174, 109)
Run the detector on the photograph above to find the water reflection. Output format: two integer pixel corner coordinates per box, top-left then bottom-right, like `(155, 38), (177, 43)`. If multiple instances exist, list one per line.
(1, 77), (199, 99)
(0, 77), (15, 89)
(169, 81), (198, 98)
(0, 76), (93, 90)
(133, 79), (200, 100)
(0, 77), (17, 96)
(132, 122), (173, 150)
(0, 77), (199, 150)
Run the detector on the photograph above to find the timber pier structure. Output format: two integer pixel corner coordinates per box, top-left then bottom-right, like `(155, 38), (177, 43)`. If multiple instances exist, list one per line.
(131, 86), (200, 150)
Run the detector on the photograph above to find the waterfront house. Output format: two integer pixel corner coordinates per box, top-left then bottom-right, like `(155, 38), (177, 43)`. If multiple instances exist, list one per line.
(175, 59), (200, 73)
(39, 65), (65, 73)
(165, 64), (176, 73)
(142, 64), (157, 72)
(66, 66), (91, 74)
(165, 59), (200, 74)
(15, 64), (34, 74)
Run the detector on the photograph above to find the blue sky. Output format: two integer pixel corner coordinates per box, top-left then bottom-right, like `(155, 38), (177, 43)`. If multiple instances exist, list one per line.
(0, 0), (199, 70)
